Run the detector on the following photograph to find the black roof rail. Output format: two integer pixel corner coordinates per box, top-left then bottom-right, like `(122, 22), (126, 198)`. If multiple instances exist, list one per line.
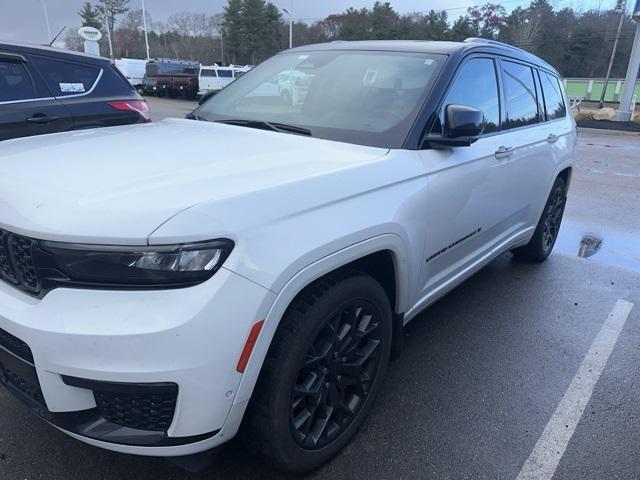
(464, 37), (528, 54)
(463, 37), (556, 72)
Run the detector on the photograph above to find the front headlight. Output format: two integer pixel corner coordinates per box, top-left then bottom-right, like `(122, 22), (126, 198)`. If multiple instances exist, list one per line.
(37, 239), (234, 290)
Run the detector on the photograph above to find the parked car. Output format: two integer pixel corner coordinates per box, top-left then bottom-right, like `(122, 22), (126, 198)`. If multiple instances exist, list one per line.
(0, 39), (575, 473)
(142, 58), (200, 99)
(0, 42), (150, 141)
(115, 58), (148, 92)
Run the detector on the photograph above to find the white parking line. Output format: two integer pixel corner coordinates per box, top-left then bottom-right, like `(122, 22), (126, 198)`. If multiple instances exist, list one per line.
(516, 299), (635, 480)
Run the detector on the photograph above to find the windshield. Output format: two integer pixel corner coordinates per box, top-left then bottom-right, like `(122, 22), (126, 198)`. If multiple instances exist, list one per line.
(194, 50), (445, 148)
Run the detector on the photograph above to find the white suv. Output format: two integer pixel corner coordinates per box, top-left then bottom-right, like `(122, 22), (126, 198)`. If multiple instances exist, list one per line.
(0, 39), (575, 473)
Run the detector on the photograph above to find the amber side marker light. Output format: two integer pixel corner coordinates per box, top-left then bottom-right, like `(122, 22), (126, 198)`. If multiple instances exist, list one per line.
(236, 320), (265, 373)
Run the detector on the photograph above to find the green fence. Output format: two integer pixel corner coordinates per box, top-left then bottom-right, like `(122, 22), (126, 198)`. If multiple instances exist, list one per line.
(565, 78), (640, 102)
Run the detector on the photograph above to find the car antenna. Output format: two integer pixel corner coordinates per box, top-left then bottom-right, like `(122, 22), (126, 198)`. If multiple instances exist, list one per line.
(48, 26), (66, 47)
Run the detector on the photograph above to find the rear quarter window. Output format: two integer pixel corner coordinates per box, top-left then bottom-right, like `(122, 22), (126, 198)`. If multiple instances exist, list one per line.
(31, 56), (100, 96)
(540, 71), (567, 120)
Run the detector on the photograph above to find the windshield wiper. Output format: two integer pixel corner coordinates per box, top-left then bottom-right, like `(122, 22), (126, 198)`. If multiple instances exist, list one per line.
(215, 119), (312, 137)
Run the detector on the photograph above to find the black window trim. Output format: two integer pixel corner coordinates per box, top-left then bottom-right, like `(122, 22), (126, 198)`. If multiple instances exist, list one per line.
(421, 53), (505, 147)
(496, 57), (542, 132)
(0, 53), (44, 105)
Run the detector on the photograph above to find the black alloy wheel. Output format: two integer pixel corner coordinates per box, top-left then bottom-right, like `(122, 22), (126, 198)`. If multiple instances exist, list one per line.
(542, 185), (565, 255)
(242, 272), (392, 473)
(290, 300), (383, 450)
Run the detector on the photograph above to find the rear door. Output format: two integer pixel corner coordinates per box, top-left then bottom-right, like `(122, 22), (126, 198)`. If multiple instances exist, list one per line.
(535, 69), (574, 210)
(0, 53), (73, 141)
(199, 68), (218, 92)
(495, 59), (554, 229)
(30, 55), (141, 128)
(30, 55), (106, 129)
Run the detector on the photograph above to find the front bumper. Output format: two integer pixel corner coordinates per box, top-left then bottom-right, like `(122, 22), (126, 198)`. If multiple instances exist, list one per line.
(0, 267), (274, 456)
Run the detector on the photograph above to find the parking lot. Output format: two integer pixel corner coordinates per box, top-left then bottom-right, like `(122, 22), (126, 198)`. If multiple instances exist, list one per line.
(1, 98), (639, 479)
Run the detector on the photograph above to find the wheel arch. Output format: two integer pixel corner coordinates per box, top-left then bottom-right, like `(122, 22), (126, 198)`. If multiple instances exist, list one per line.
(233, 233), (409, 406)
(557, 166), (572, 190)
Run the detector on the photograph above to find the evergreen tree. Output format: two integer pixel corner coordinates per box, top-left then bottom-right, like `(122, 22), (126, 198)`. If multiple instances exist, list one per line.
(449, 15), (477, 41)
(338, 8), (369, 40)
(369, 2), (400, 40)
(222, 0), (244, 63)
(78, 2), (103, 30)
(96, 0), (130, 56)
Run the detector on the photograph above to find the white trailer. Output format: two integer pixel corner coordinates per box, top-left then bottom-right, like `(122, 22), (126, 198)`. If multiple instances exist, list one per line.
(115, 58), (148, 90)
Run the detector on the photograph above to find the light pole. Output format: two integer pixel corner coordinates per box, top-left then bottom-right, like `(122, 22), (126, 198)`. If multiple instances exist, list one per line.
(282, 3), (293, 49)
(39, 0), (52, 43)
(103, 10), (114, 58)
(600, 0), (626, 109)
(141, 0), (150, 60)
(617, 1), (640, 120)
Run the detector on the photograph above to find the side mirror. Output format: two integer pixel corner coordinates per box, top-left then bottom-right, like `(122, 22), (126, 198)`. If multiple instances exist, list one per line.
(425, 104), (485, 148)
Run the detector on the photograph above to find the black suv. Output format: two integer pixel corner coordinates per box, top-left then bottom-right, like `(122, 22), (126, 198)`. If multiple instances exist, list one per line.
(0, 42), (150, 141)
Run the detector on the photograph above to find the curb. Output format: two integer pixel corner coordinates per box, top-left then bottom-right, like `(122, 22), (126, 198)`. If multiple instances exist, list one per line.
(577, 127), (640, 137)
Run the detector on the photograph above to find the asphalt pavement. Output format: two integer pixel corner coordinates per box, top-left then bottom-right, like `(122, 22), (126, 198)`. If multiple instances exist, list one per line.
(1, 101), (639, 480)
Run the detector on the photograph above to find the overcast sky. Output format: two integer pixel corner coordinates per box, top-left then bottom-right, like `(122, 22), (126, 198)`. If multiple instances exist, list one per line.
(0, 0), (610, 45)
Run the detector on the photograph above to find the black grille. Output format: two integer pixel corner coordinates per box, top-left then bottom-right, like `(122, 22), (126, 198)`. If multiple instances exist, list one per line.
(0, 365), (47, 407)
(94, 390), (177, 432)
(0, 229), (40, 295)
(0, 328), (34, 364)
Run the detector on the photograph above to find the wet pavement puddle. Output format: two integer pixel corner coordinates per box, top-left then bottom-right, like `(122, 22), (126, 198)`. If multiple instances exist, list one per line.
(555, 220), (640, 273)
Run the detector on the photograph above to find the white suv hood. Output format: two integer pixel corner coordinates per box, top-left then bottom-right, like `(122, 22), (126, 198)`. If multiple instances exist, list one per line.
(0, 119), (387, 244)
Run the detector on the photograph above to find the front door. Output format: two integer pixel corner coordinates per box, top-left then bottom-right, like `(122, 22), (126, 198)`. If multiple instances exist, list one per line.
(417, 57), (513, 302)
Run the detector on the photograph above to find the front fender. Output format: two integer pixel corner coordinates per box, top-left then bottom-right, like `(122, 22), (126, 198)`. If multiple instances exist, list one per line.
(232, 233), (409, 406)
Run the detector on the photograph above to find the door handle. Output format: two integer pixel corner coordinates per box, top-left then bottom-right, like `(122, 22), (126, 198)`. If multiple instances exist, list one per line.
(26, 115), (59, 124)
(494, 146), (514, 160)
(547, 134), (559, 143)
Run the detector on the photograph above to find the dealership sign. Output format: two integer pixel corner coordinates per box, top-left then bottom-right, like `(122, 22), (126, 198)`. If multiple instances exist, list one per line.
(78, 26), (103, 42)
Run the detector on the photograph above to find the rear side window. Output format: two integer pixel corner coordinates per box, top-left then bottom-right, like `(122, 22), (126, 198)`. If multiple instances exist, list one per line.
(500, 61), (539, 129)
(32, 57), (100, 96)
(0, 60), (35, 102)
(217, 70), (233, 78)
(436, 58), (500, 134)
(540, 71), (567, 120)
(201, 69), (217, 77)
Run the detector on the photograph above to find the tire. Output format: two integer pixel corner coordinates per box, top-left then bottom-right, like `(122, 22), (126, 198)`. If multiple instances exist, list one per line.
(242, 271), (393, 473)
(512, 175), (567, 262)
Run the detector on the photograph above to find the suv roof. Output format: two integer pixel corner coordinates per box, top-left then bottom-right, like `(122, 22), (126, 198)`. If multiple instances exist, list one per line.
(287, 38), (559, 76)
(0, 41), (112, 67)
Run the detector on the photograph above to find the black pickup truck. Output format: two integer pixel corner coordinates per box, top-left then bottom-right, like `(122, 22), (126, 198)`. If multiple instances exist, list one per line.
(142, 59), (200, 99)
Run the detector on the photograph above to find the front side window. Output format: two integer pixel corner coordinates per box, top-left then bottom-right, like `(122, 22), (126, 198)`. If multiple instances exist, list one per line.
(32, 57), (100, 96)
(195, 50), (445, 148)
(435, 58), (500, 135)
(501, 60), (539, 129)
(540, 71), (567, 120)
(0, 60), (35, 102)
